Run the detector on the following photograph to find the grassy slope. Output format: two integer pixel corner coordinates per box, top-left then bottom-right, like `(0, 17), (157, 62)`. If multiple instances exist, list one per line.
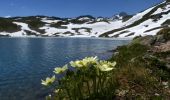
(108, 29), (170, 99)
(46, 29), (170, 100)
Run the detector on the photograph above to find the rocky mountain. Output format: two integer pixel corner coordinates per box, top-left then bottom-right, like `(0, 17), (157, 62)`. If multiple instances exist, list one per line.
(0, 1), (169, 38)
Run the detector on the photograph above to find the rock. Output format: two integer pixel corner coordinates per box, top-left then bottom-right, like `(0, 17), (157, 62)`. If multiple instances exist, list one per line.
(153, 41), (170, 52)
(132, 35), (156, 46)
(155, 35), (166, 45)
(166, 57), (170, 61)
(166, 64), (170, 69)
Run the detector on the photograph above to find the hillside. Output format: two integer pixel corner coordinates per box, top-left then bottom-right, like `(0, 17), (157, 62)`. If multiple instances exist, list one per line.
(41, 27), (170, 99)
(0, 1), (169, 38)
(100, 1), (170, 38)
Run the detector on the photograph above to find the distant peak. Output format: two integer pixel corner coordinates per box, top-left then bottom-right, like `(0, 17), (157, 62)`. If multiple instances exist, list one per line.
(119, 12), (128, 17)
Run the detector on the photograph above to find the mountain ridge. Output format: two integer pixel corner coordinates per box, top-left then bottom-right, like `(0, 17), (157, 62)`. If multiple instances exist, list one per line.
(0, 1), (169, 38)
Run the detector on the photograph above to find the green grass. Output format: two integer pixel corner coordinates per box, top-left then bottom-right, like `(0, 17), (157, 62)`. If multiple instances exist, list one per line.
(110, 43), (148, 67)
(154, 51), (170, 58)
(162, 19), (170, 26)
(125, 32), (135, 37)
(14, 16), (46, 34)
(0, 17), (21, 32)
(109, 43), (170, 99)
(72, 27), (92, 33)
(26, 19), (46, 34)
(144, 26), (163, 33)
(50, 21), (69, 28)
(112, 31), (129, 38)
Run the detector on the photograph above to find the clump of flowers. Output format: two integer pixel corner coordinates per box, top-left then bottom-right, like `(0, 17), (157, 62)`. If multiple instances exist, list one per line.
(41, 56), (116, 99)
(70, 56), (98, 68)
(96, 61), (116, 72)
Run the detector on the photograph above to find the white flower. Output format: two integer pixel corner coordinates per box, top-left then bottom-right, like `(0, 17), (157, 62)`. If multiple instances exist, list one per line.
(162, 81), (169, 88)
(70, 56), (98, 68)
(41, 76), (55, 86)
(155, 93), (160, 96)
(54, 65), (68, 74)
(54, 89), (62, 93)
(82, 56), (98, 65)
(70, 60), (84, 68)
(162, 81), (168, 86)
(96, 61), (116, 72)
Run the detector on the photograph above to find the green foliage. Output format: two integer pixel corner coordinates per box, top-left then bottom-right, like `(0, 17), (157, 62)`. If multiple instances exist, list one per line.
(0, 18), (21, 32)
(133, 35), (142, 40)
(144, 26), (163, 33)
(162, 19), (170, 26)
(27, 20), (44, 28)
(154, 51), (170, 58)
(26, 19), (45, 33)
(114, 64), (164, 99)
(144, 56), (170, 81)
(112, 31), (129, 37)
(50, 21), (69, 28)
(125, 32), (135, 37)
(110, 43), (148, 67)
(109, 43), (170, 99)
(72, 27), (92, 34)
(15, 16), (46, 34)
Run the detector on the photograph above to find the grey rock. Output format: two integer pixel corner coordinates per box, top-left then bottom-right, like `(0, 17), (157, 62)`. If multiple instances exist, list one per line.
(136, 35), (156, 46)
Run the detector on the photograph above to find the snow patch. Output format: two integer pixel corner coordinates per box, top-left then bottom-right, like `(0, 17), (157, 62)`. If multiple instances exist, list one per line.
(41, 18), (61, 23)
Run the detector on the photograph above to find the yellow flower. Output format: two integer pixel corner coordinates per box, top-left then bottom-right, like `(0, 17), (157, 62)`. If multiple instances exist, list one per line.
(96, 61), (116, 72)
(70, 56), (98, 68)
(41, 76), (55, 86)
(54, 65), (68, 74)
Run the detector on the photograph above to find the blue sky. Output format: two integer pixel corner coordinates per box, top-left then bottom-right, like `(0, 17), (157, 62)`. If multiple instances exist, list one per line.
(0, 0), (164, 17)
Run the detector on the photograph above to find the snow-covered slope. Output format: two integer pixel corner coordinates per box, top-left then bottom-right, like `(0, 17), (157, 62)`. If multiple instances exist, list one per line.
(0, 1), (170, 38)
(101, 1), (170, 38)
(0, 15), (127, 37)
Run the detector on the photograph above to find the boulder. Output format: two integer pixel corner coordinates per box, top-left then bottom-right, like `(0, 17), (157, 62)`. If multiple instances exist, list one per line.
(152, 41), (170, 52)
(132, 35), (156, 46)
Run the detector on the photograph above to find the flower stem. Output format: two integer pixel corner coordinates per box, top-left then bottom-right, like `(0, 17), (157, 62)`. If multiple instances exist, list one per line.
(86, 81), (91, 96)
(77, 82), (83, 99)
(65, 88), (72, 100)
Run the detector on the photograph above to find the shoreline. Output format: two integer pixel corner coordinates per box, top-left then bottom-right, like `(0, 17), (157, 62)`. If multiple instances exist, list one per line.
(0, 36), (133, 40)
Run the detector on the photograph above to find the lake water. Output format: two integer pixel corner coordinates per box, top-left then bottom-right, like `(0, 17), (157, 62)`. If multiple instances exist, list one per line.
(0, 38), (130, 100)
